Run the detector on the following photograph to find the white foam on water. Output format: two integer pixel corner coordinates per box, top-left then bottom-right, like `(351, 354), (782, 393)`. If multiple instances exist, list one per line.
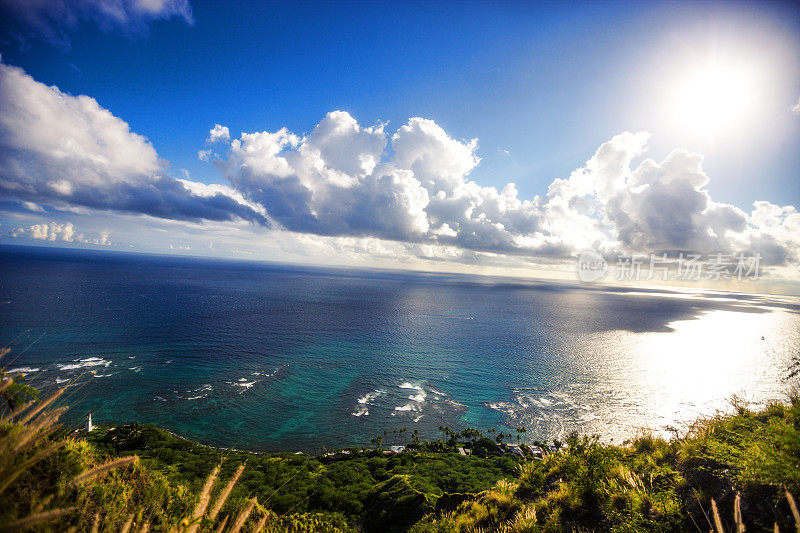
(227, 379), (256, 393)
(394, 403), (415, 411)
(399, 382), (423, 390)
(184, 384), (212, 400)
(352, 389), (385, 416)
(55, 377), (69, 384)
(486, 401), (517, 415)
(57, 357), (111, 371)
(408, 390), (427, 403)
(358, 390), (384, 404)
(7, 367), (40, 373)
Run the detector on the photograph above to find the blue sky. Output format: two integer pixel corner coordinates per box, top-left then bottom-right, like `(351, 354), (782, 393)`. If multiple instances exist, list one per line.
(0, 0), (798, 283)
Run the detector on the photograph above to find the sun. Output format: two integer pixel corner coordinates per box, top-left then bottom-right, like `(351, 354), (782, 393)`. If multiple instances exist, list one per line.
(671, 61), (758, 135)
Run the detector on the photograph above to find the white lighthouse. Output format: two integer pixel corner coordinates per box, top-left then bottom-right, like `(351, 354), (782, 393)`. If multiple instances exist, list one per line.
(86, 413), (94, 432)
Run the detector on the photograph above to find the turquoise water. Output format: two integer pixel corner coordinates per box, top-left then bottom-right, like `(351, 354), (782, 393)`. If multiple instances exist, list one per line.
(1, 245), (798, 451)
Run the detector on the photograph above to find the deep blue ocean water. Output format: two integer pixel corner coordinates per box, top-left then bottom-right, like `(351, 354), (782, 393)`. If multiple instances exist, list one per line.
(1, 245), (798, 451)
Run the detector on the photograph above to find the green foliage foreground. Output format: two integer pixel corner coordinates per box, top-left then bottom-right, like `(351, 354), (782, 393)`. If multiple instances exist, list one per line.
(1, 390), (799, 531)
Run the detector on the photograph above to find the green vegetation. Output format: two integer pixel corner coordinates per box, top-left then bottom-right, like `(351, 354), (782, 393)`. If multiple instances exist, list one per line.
(2, 342), (800, 531)
(410, 393), (800, 532)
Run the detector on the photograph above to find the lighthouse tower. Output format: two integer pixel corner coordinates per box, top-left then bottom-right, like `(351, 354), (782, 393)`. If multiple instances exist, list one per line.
(86, 413), (94, 432)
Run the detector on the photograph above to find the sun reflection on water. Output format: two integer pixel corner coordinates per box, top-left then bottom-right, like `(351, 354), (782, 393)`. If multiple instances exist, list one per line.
(589, 306), (800, 440)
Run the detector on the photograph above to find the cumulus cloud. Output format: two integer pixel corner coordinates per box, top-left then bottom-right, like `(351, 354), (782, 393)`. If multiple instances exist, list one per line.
(0, 61), (268, 226)
(28, 221), (76, 241)
(1, 59), (796, 269)
(793, 96), (800, 115)
(206, 124), (230, 143)
(0, 0), (193, 45)
(214, 111), (798, 267)
(14, 221), (112, 245)
(219, 111), (430, 241)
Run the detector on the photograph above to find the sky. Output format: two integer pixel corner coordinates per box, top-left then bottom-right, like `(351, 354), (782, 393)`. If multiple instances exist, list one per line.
(0, 0), (798, 287)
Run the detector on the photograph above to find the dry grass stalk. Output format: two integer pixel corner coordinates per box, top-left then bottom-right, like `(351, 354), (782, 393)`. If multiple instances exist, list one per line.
(0, 399), (35, 426)
(185, 464), (220, 533)
(786, 490), (800, 532)
(734, 492), (745, 533)
(228, 497), (257, 533)
(0, 506), (76, 531)
(5, 408), (65, 459)
(119, 513), (135, 533)
(17, 387), (66, 426)
(208, 464), (245, 520)
(253, 511), (270, 533)
(0, 440), (63, 496)
(711, 499), (725, 533)
(89, 512), (101, 533)
(32, 494), (54, 514)
(213, 515), (229, 533)
(138, 521), (150, 533)
(0, 377), (13, 395)
(69, 455), (138, 487)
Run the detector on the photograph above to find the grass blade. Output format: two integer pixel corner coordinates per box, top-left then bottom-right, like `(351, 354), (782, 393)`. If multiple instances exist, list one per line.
(208, 464), (245, 521)
(186, 464), (219, 533)
(119, 513), (135, 533)
(711, 499), (724, 533)
(16, 388), (65, 426)
(0, 506), (75, 531)
(253, 511), (271, 533)
(89, 512), (100, 533)
(734, 492), (745, 533)
(69, 455), (138, 487)
(213, 515), (228, 533)
(0, 440), (62, 496)
(786, 490), (800, 532)
(228, 497), (256, 533)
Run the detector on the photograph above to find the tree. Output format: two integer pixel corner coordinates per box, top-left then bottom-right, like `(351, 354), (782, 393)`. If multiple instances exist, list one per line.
(0, 368), (40, 411)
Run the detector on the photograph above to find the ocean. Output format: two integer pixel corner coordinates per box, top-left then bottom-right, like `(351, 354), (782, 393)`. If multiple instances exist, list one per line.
(1, 245), (798, 452)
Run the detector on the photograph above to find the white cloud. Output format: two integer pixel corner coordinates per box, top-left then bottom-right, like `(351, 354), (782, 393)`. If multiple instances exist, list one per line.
(28, 221), (76, 242)
(793, 96), (800, 115)
(0, 0), (193, 45)
(0, 60), (268, 225)
(20, 201), (45, 212)
(15, 221), (112, 245)
(206, 124), (230, 143)
(94, 229), (111, 246)
(1, 61), (796, 271)
(217, 111), (798, 267)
